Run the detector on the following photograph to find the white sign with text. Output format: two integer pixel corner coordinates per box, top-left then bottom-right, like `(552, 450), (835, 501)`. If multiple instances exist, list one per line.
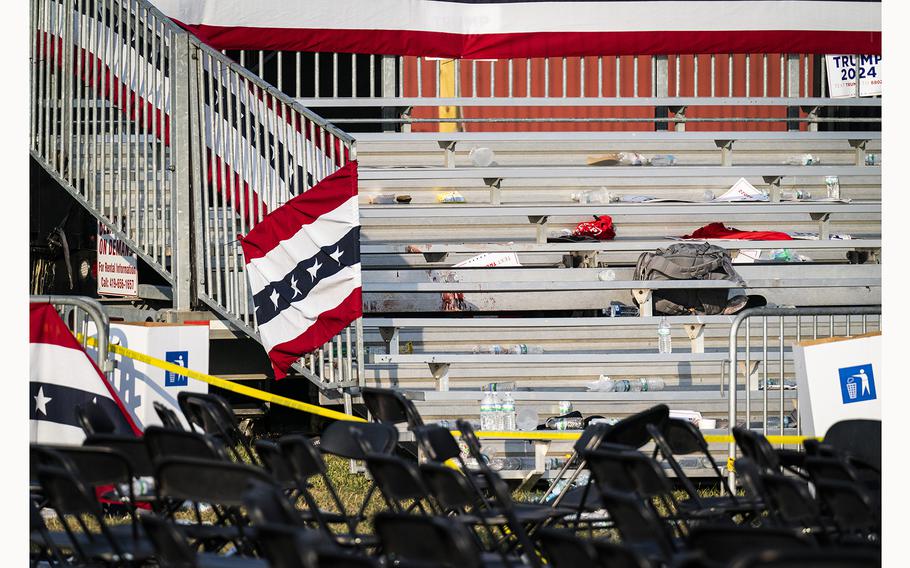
(825, 55), (882, 98)
(97, 221), (138, 297)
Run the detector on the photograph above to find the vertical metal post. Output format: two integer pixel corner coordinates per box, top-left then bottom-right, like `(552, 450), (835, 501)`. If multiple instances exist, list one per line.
(786, 54), (800, 131)
(380, 55), (396, 132)
(653, 55), (668, 131)
(171, 33), (193, 310)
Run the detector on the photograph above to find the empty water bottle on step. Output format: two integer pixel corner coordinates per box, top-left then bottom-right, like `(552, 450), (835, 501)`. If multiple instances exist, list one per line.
(473, 344), (504, 355)
(658, 317), (672, 354)
(639, 378), (666, 392)
(480, 391), (496, 430)
(501, 393), (516, 431)
(649, 154), (677, 166)
(509, 344), (544, 354)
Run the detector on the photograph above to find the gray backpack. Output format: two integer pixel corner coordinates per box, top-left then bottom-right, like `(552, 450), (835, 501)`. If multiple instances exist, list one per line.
(633, 242), (746, 315)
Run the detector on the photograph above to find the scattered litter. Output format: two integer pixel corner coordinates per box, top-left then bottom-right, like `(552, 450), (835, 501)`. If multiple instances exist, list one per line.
(713, 178), (768, 202)
(396, 195), (412, 204)
(436, 191), (466, 203)
(785, 154), (821, 165)
(587, 152), (645, 166)
(454, 252), (521, 268)
(469, 146), (495, 167)
(648, 154), (677, 166)
(369, 193), (396, 204)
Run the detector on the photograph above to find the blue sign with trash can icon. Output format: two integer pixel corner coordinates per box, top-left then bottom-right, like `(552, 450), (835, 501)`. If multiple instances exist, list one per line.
(838, 364), (876, 404)
(164, 351), (189, 387)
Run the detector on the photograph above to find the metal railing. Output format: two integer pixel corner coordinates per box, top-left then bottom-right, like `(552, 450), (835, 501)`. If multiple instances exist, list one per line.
(226, 52), (829, 99)
(31, 0), (179, 284)
(29, 0), (364, 392)
(30, 295), (112, 372)
(726, 306), (881, 484)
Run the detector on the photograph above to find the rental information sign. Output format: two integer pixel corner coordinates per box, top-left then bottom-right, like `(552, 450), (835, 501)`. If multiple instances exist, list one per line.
(97, 221), (138, 297)
(825, 55), (882, 98)
(793, 333), (881, 436)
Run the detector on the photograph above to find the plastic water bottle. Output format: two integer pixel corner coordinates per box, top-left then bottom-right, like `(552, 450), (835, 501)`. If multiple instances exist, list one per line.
(639, 378), (666, 392)
(491, 392), (503, 431)
(657, 317), (672, 354)
(501, 393), (516, 431)
(473, 344), (504, 355)
(480, 391), (496, 430)
(649, 154), (677, 166)
(509, 344), (544, 354)
(613, 379), (631, 393)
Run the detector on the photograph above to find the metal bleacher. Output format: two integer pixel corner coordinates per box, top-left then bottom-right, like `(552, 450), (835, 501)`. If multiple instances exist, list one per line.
(29, 0), (882, 480)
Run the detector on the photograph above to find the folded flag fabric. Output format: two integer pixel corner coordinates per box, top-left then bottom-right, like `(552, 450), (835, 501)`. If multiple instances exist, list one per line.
(682, 222), (793, 241)
(30, 304), (140, 444)
(240, 161), (362, 380)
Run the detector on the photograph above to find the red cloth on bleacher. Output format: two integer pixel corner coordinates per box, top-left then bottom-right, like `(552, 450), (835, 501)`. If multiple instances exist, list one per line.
(682, 222), (792, 241)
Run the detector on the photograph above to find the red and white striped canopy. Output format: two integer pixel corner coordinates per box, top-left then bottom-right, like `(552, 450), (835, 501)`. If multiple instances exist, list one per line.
(151, 0), (881, 58)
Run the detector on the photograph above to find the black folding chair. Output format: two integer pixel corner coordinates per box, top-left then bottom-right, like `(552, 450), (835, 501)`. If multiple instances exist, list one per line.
(596, 488), (682, 566)
(757, 472), (834, 542)
(278, 434), (374, 547)
(804, 418), (880, 472)
(729, 548), (881, 568)
(733, 427), (806, 478)
(535, 527), (650, 568)
(144, 425), (230, 463)
(30, 494), (67, 567)
(36, 464), (154, 564)
(647, 419), (754, 517)
(684, 525), (815, 568)
(140, 514), (268, 567)
(74, 402), (118, 436)
(255, 523), (378, 568)
(153, 401), (186, 431)
(83, 433), (156, 478)
(374, 512), (498, 568)
(544, 405), (670, 508)
(361, 386), (425, 429)
(362, 451), (439, 515)
(39, 445), (145, 539)
(154, 457), (276, 554)
(317, 421), (398, 524)
(255, 438), (302, 493)
(813, 479), (880, 545)
(178, 391), (259, 464)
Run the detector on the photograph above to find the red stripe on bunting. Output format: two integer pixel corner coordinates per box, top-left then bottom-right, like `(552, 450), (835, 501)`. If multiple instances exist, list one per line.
(173, 26), (882, 58)
(266, 287), (363, 380)
(238, 161), (358, 262)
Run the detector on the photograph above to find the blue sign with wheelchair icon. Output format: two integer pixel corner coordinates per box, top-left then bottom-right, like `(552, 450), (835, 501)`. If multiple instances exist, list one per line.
(838, 364), (875, 404)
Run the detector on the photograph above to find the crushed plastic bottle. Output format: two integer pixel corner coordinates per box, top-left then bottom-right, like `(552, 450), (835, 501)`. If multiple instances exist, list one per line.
(825, 176), (841, 200)
(785, 154), (820, 165)
(865, 153), (881, 166)
(770, 249), (794, 262)
(613, 379), (631, 393)
(598, 270), (616, 281)
(570, 188), (609, 204)
(516, 407), (540, 431)
(702, 190), (716, 202)
(649, 154), (678, 166)
(586, 375), (615, 392)
(469, 146), (495, 167)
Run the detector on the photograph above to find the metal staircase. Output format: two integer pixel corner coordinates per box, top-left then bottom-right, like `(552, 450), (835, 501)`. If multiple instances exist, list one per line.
(29, 0), (363, 393)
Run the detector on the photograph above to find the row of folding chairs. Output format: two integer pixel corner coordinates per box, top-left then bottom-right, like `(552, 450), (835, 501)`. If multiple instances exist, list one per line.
(30, 387), (882, 567)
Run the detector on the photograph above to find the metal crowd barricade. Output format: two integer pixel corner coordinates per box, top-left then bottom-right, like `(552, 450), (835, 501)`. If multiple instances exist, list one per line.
(726, 306), (881, 487)
(30, 295), (112, 373)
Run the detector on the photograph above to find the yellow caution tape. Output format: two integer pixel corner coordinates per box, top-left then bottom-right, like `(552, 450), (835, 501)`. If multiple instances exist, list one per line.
(80, 335), (366, 423)
(78, 335), (820, 445)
